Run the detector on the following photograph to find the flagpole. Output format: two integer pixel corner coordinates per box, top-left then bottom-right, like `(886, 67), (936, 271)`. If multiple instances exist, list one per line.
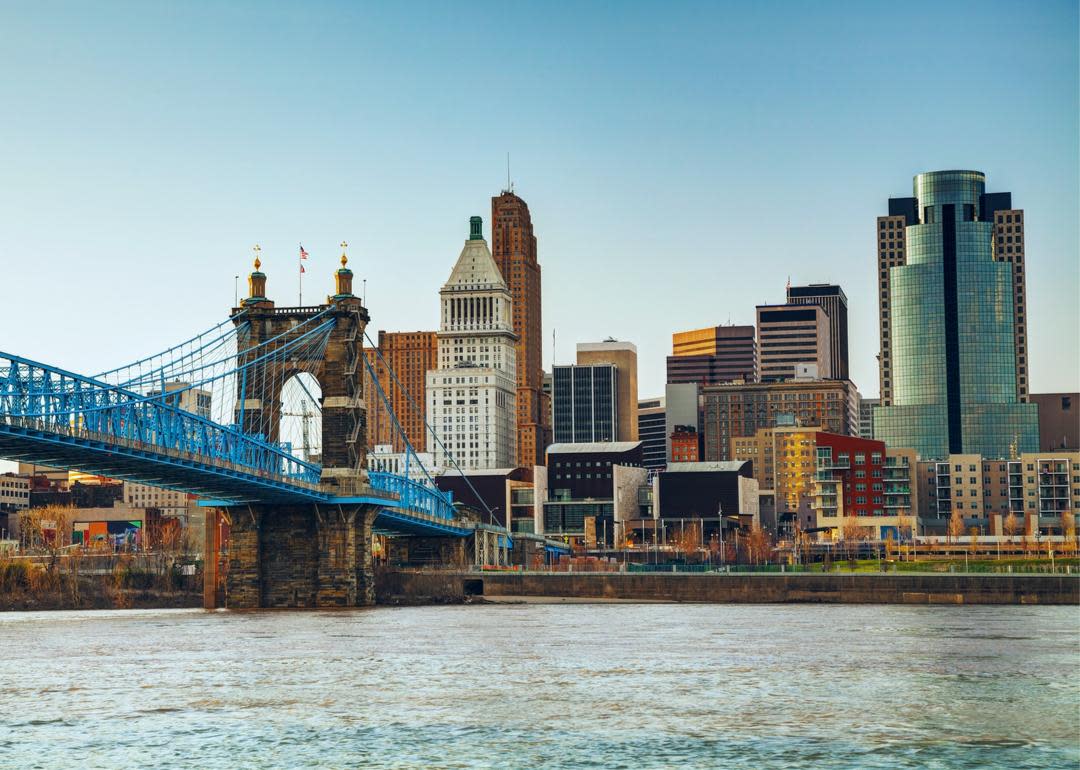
(299, 244), (303, 306)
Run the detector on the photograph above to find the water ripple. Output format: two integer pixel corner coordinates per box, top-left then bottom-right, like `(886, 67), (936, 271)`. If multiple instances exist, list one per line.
(0, 604), (1076, 769)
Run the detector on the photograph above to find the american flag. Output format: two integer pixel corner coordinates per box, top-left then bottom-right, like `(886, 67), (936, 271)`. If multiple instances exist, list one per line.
(299, 244), (309, 259)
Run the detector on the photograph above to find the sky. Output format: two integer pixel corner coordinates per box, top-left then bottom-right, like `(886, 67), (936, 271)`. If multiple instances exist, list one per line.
(1, 0), (1077, 407)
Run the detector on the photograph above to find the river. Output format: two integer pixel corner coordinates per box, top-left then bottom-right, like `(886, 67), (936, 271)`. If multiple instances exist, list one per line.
(0, 604), (1076, 769)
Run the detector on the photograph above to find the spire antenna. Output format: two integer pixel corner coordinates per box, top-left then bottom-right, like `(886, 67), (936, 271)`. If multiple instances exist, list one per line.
(506, 152), (512, 192)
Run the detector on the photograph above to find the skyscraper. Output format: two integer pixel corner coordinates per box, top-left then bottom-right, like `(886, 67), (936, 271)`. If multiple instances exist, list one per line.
(551, 363), (618, 443)
(363, 331), (438, 453)
(786, 284), (849, 380)
(576, 340), (638, 440)
(755, 304), (832, 382)
(874, 170), (1039, 459)
(426, 217), (517, 470)
(666, 325), (757, 384)
(492, 190), (548, 466)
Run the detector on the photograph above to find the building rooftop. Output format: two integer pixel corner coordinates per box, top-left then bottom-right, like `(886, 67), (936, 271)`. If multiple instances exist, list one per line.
(547, 441), (643, 455)
(437, 467), (521, 477)
(666, 461), (750, 473)
(576, 340), (638, 354)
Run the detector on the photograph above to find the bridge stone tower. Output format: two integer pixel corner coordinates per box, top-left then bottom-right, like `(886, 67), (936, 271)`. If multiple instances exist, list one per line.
(234, 244), (368, 492)
(210, 245), (382, 609)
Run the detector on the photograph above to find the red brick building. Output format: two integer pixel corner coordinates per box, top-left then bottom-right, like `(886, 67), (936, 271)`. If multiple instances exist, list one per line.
(812, 432), (887, 519)
(670, 426), (701, 463)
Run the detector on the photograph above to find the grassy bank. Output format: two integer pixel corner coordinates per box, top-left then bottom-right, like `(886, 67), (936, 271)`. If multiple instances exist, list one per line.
(0, 556), (202, 611)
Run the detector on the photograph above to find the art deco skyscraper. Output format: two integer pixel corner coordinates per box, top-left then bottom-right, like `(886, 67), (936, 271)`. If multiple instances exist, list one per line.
(492, 190), (548, 466)
(874, 170), (1038, 459)
(426, 217), (517, 470)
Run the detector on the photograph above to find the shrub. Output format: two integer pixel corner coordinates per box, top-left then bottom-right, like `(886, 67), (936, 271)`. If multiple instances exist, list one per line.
(0, 559), (30, 592)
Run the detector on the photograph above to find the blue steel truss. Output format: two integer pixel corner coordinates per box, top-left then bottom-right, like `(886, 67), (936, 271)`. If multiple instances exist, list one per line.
(0, 349), (463, 534)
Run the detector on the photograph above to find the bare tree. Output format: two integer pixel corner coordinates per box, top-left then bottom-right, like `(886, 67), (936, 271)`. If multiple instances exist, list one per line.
(673, 522), (701, 562)
(19, 505), (73, 573)
(884, 529), (896, 561)
(896, 518), (913, 562)
(747, 524), (772, 565)
(968, 525), (981, 557)
(1004, 511), (1019, 554)
(841, 517), (863, 563)
(948, 510), (965, 546)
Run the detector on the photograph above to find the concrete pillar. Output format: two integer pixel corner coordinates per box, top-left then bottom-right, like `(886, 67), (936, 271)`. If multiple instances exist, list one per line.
(1024, 511), (1038, 536)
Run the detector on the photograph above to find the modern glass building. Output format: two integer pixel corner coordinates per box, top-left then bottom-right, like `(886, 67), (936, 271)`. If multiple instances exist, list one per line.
(551, 363), (618, 444)
(873, 170), (1039, 459)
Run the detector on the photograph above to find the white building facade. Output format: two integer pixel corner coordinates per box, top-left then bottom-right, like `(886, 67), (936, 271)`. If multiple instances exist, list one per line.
(426, 217), (517, 470)
(366, 444), (437, 486)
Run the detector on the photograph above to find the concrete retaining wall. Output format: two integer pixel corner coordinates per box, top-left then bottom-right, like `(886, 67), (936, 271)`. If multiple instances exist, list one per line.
(377, 570), (1080, 605)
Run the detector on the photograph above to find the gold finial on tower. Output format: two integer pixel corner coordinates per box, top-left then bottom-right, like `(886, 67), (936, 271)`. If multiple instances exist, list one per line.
(245, 244), (269, 305)
(334, 240), (354, 298)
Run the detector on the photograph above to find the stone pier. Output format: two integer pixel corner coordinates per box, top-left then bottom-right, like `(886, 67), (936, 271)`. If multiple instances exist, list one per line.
(223, 504), (379, 609)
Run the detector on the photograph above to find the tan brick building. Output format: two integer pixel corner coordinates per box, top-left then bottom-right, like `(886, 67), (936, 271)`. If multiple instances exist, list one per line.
(920, 452), (1080, 532)
(576, 340), (638, 441)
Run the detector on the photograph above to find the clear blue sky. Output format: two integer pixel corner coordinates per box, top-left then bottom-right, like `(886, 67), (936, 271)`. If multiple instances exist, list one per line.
(2, 0), (1077, 404)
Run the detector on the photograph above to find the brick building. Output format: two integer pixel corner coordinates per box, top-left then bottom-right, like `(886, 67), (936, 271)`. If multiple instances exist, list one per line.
(670, 426), (700, 463)
(667, 325), (757, 385)
(363, 330), (438, 453)
(702, 378), (859, 461)
(492, 190), (549, 466)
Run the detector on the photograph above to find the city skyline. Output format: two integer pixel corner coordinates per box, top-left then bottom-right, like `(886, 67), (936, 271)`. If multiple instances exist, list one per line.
(1, 1), (1077, 406)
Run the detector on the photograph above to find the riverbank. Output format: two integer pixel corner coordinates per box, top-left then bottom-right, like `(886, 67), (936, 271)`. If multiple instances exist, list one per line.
(0, 559), (202, 612)
(1, 587), (203, 611)
(377, 570), (1080, 605)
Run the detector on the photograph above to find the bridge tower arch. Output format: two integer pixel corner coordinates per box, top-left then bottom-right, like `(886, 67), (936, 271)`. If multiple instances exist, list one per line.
(233, 245), (368, 495)
(215, 245), (382, 609)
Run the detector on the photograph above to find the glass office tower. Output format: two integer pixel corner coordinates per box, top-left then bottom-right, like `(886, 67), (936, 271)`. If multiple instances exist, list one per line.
(874, 170), (1038, 459)
(551, 363), (619, 444)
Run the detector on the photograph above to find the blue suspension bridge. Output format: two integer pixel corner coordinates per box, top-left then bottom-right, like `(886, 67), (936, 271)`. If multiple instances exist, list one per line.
(0, 253), (500, 542)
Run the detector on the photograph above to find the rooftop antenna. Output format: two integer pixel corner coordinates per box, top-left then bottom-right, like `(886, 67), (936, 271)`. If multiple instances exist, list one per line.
(506, 152), (512, 192)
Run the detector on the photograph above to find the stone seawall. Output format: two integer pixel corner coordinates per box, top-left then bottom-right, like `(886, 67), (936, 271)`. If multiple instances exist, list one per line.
(377, 570), (1080, 606)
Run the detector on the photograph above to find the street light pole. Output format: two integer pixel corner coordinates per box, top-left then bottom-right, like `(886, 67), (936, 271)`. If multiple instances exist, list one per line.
(718, 503), (725, 569)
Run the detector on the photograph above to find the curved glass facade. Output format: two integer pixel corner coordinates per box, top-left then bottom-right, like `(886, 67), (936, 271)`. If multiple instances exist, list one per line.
(875, 171), (1038, 459)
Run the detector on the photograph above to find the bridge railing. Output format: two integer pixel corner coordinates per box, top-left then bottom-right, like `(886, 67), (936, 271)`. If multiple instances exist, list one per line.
(368, 471), (455, 520)
(0, 353), (321, 487)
